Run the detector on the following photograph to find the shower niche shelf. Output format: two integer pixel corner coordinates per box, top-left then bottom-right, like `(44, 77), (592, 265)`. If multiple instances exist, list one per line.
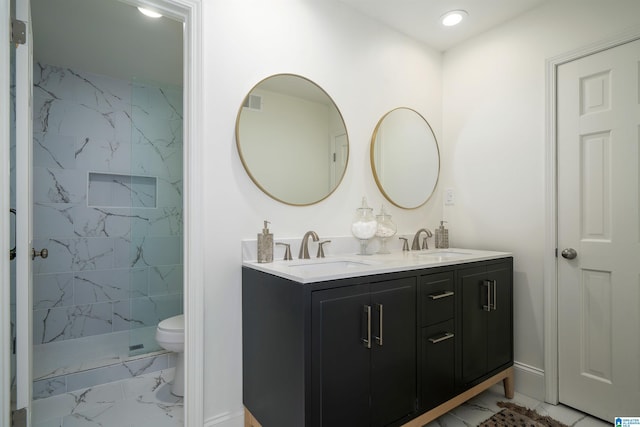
(88, 172), (157, 208)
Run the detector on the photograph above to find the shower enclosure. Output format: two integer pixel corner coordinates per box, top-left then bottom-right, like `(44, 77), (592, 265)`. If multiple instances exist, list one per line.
(29, 63), (183, 399)
(5, 3), (186, 422)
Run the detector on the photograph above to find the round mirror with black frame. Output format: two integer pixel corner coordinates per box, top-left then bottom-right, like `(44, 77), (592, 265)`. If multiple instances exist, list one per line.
(370, 107), (440, 209)
(235, 74), (349, 206)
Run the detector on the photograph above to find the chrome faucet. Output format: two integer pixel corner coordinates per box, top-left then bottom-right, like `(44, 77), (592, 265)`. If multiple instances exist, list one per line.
(298, 230), (319, 259)
(411, 228), (432, 250)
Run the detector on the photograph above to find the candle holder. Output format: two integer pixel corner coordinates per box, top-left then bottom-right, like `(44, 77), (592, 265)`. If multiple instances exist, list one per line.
(375, 205), (397, 254)
(351, 197), (377, 255)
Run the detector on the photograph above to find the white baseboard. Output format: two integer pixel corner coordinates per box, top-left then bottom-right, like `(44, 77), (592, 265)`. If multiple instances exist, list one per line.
(204, 408), (245, 427)
(513, 361), (545, 402)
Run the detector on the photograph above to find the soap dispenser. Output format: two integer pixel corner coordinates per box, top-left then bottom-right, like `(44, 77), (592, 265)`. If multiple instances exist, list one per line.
(435, 221), (449, 249)
(257, 220), (274, 263)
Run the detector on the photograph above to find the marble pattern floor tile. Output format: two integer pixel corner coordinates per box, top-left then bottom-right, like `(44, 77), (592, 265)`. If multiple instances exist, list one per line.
(425, 385), (610, 427)
(33, 368), (182, 427)
(33, 375), (609, 427)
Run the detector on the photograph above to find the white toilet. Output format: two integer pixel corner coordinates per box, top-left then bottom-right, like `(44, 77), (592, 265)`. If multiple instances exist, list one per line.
(155, 314), (185, 396)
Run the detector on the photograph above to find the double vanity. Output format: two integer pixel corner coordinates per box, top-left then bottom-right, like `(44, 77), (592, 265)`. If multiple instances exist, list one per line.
(236, 68), (510, 427)
(242, 248), (514, 427)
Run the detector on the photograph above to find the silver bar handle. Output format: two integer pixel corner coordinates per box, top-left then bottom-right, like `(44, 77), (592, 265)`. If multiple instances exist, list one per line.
(491, 280), (497, 311)
(428, 290), (454, 300)
(362, 305), (371, 349)
(483, 280), (492, 312)
(428, 332), (454, 344)
(374, 304), (383, 346)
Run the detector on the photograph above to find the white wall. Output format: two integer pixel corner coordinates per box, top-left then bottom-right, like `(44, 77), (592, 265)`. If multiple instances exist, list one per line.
(442, 0), (640, 398)
(201, 0), (443, 423)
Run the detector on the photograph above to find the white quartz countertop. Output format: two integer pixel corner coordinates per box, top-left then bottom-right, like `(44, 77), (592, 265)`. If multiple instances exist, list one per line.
(242, 248), (512, 283)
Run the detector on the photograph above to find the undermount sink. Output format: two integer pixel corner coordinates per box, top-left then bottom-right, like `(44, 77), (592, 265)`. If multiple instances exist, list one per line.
(286, 259), (375, 274)
(415, 250), (471, 259)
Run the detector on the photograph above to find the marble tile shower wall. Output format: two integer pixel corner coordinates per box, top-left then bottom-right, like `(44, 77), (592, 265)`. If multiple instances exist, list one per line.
(31, 63), (183, 348)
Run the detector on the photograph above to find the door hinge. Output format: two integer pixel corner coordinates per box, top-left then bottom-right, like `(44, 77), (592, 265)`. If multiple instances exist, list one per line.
(11, 19), (27, 46)
(11, 408), (27, 427)
(12, 337), (16, 354)
(555, 248), (558, 258)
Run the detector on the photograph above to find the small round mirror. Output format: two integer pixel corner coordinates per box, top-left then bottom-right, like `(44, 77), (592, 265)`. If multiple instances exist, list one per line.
(370, 108), (440, 209)
(236, 74), (349, 206)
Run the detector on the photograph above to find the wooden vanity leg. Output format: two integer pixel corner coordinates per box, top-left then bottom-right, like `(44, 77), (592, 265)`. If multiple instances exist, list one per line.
(244, 407), (263, 427)
(502, 368), (514, 399)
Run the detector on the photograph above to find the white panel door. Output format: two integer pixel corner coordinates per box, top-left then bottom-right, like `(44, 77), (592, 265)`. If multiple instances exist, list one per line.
(557, 38), (640, 421)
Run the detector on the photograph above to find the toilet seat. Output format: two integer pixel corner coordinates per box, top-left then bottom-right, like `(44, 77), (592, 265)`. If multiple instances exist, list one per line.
(158, 314), (184, 333)
(156, 314), (184, 345)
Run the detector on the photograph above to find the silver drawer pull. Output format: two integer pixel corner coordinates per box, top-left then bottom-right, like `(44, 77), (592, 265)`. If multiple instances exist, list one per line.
(427, 290), (454, 300)
(428, 332), (454, 344)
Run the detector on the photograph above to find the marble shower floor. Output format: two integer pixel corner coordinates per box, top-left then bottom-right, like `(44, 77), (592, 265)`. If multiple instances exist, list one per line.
(32, 368), (182, 427)
(32, 374), (610, 427)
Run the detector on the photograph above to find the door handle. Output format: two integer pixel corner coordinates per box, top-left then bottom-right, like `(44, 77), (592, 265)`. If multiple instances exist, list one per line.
(362, 305), (372, 349)
(561, 248), (577, 259)
(374, 304), (383, 346)
(9, 208), (16, 261)
(32, 248), (48, 260)
(483, 280), (492, 311)
(491, 280), (497, 311)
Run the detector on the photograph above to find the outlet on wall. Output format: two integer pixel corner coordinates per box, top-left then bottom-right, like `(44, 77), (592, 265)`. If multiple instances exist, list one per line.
(445, 188), (455, 206)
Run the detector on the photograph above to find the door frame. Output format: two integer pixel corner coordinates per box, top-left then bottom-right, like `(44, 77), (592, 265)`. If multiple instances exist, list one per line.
(0, 0), (205, 425)
(1, 0), (13, 425)
(543, 26), (640, 405)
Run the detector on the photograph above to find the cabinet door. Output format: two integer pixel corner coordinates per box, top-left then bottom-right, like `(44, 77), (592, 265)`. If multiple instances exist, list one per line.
(459, 266), (489, 385)
(486, 262), (513, 373)
(311, 285), (371, 427)
(459, 261), (513, 386)
(370, 278), (417, 427)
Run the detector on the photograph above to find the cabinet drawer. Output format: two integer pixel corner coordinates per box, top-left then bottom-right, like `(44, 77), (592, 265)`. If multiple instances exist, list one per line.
(420, 272), (455, 326)
(421, 319), (456, 410)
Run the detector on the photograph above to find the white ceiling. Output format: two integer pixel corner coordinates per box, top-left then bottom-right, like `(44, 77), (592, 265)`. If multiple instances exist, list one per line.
(30, 0), (550, 87)
(337, 0), (550, 51)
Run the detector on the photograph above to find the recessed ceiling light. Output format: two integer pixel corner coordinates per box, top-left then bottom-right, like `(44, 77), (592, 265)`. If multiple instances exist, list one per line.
(137, 7), (162, 18)
(441, 10), (468, 27)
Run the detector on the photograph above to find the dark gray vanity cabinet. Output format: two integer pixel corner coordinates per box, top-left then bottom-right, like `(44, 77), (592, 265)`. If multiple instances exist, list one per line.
(311, 277), (417, 427)
(457, 259), (513, 386)
(419, 271), (456, 410)
(243, 256), (513, 427)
